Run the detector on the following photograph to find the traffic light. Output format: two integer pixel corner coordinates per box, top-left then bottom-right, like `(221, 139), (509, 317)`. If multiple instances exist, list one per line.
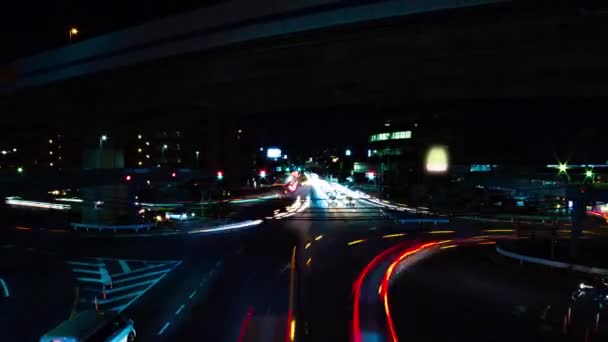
(171, 172), (176, 178)
(259, 170), (267, 178)
(125, 175), (132, 181)
(366, 171), (375, 180)
(217, 171), (224, 180)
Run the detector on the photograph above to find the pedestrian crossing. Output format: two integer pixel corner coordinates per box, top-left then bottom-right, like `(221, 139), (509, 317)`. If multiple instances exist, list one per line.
(67, 257), (181, 312)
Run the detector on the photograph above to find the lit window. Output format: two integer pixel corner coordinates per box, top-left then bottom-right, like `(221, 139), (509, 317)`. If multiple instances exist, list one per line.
(390, 131), (412, 140)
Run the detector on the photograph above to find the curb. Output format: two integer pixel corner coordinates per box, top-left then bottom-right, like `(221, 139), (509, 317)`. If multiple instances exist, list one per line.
(495, 245), (608, 276)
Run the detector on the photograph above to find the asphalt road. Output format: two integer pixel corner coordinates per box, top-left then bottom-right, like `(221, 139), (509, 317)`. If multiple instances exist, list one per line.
(1, 182), (602, 341)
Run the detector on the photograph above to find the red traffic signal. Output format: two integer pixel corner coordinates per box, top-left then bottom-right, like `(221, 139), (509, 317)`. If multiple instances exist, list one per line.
(125, 175), (132, 181)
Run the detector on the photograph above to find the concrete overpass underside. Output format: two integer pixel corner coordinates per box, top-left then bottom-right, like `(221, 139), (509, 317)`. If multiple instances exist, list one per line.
(4, 3), (608, 127)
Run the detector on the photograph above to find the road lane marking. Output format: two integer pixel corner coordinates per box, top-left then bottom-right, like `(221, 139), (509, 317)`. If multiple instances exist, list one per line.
(67, 261), (104, 267)
(158, 322), (171, 335)
(382, 233), (406, 239)
(113, 269), (170, 284)
(98, 291), (142, 304)
(112, 263), (167, 277)
(72, 268), (101, 274)
(106, 279), (157, 294)
(175, 304), (185, 315)
(286, 246), (296, 342)
(189, 290), (197, 299)
(77, 277), (104, 283)
(118, 260), (132, 273)
(0, 278), (9, 297)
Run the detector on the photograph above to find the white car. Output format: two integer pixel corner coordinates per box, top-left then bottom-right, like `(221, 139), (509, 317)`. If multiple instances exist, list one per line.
(40, 310), (136, 342)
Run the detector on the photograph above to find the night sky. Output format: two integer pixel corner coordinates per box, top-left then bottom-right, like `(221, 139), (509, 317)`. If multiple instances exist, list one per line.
(0, 1), (222, 63)
(2, 2), (607, 165)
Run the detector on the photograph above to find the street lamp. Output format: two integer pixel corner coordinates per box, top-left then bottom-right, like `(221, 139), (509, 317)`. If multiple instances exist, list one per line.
(69, 27), (79, 42)
(345, 149), (351, 156)
(162, 144), (168, 162)
(99, 135), (108, 149)
(585, 169), (595, 183)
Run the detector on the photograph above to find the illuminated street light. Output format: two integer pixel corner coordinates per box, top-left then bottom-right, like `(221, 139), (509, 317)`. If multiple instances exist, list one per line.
(137, 134), (142, 140)
(162, 144), (168, 161)
(101, 135), (108, 141)
(558, 163), (568, 174)
(345, 149), (351, 156)
(586, 169), (594, 178)
(69, 27), (79, 42)
(17, 167), (23, 174)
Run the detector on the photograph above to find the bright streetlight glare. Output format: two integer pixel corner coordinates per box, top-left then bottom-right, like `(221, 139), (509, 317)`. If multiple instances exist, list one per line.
(101, 135), (108, 141)
(70, 27), (79, 35)
(586, 170), (594, 178)
(558, 163), (568, 173)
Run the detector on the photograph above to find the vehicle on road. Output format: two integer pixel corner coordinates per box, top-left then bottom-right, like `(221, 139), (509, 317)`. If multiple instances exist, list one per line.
(165, 208), (197, 221)
(40, 310), (136, 342)
(345, 196), (356, 207)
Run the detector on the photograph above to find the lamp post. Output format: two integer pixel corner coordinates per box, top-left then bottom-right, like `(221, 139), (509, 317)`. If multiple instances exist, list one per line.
(195, 151), (200, 168)
(98, 135), (107, 168)
(99, 135), (107, 149)
(162, 144), (168, 162)
(69, 27), (79, 42)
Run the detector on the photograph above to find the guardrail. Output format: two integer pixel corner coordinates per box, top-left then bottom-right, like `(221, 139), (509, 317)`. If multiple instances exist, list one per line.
(70, 223), (155, 232)
(496, 246), (608, 276)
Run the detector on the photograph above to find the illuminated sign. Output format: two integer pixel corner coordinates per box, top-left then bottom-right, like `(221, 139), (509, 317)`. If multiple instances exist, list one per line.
(267, 148), (282, 158)
(425, 146), (449, 173)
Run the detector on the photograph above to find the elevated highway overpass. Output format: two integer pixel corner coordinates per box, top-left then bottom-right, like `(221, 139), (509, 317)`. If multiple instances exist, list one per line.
(1, 1), (607, 131)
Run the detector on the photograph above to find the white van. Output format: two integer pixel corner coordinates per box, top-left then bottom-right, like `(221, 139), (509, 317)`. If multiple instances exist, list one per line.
(40, 310), (136, 342)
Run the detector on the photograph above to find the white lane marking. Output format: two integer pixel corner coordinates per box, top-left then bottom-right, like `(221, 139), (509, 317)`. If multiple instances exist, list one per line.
(118, 260), (131, 273)
(112, 269), (171, 284)
(106, 279), (157, 294)
(189, 290), (197, 299)
(77, 277), (104, 283)
(111, 272), (168, 312)
(175, 304), (185, 315)
(0, 279), (9, 297)
(158, 322), (171, 335)
(112, 263), (168, 278)
(98, 291), (143, 304)
(67, 261), (104, 267)
(72, 268), (101, 274)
